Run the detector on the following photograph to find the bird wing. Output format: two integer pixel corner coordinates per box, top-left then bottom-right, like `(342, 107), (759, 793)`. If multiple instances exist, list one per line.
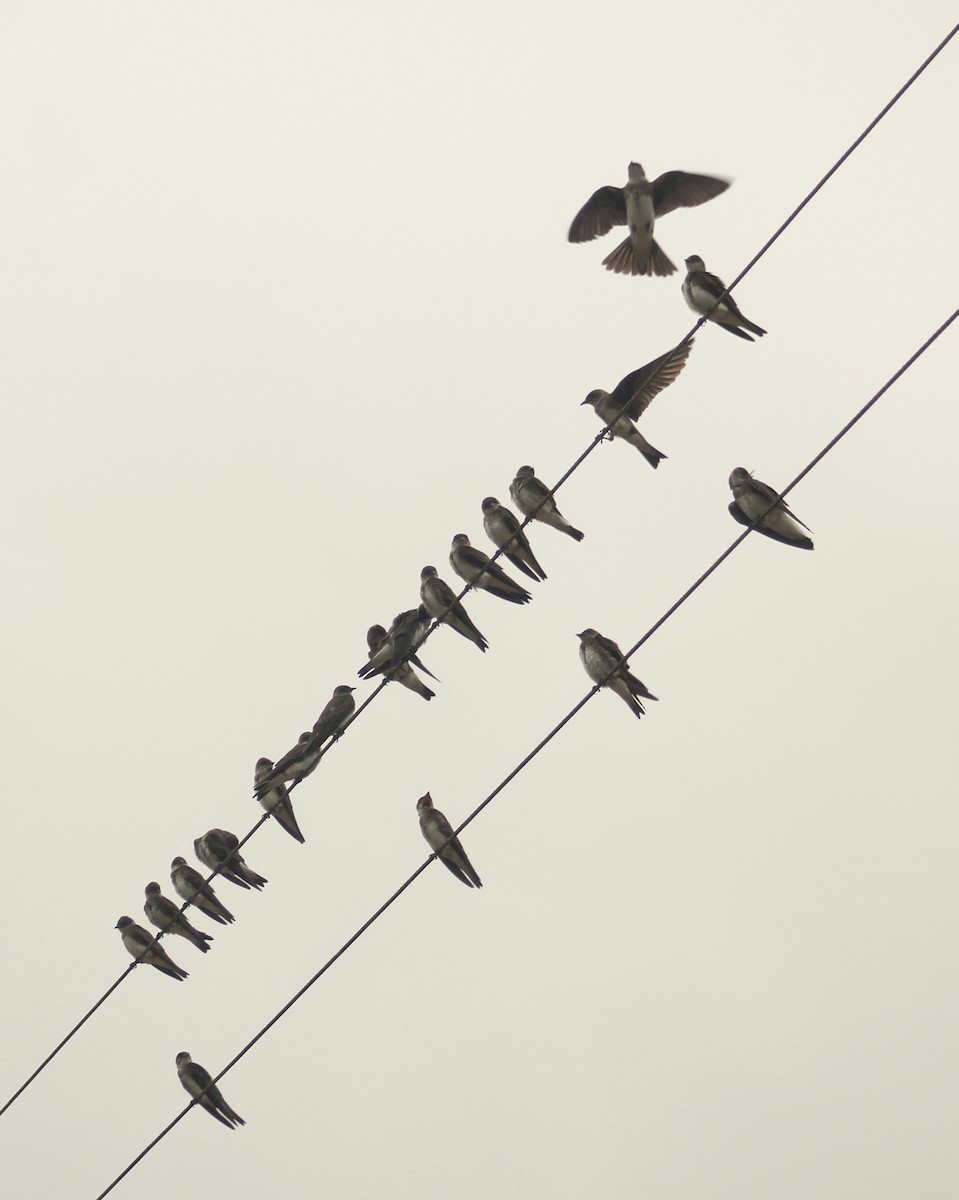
(652, 171), (729, 217)
(607, 340), (693, 421)
(568, 186), (627, 242)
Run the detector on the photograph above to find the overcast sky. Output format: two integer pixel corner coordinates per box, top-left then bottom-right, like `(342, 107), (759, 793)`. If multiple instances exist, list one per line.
(2, 4), (958, 1198)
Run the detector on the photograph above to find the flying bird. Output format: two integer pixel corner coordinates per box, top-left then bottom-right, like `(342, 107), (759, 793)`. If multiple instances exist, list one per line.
(194, 829), (268, 891)
(449, 534), (531, 605)
(254, 731), (324, 796)
(363, 625), (435, 700)
(255, 757), (306, 843)
(176, 1052), (245, 1130)
(143, 882), (213, 953)
(311, 684), (357, 744)
(171, 857), (235, 925)
(417, 793), (483, 889)
(115, 916), (189, 981)
(728, 468), (814, 550)
(481, 497), (547, 582)
(419, 566), (489, 652)
(569, 162), (729, 277)
(577, 628), (659, 721)
(682, 255), (766, 341)
(509, 465), (584, 542)
(580, 341), (693, 469)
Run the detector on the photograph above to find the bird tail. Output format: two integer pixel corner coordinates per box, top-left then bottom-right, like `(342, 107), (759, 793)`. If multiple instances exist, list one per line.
(563, 524), (585, 542)
(741, 317), (767, 338)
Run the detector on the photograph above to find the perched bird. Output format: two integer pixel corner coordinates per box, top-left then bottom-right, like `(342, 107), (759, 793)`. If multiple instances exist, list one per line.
(417, 793), (483, 889)
(176, 1052), (245, 1130)
(449, 534), (531, 605)
(143, 882), (213, 953)
(311, 684), (357, 744)
(419, 566), (488, 652)
(255, 757), (305, 843)
(581, 341), (693, 469)
(363, 624), (435, 701)
(728, 468), (814, 550)
(359, 609), (438, 682)
(569, 162), (729, 277)
(509, 465), (584, 542)
(480, 497), (547, 583)
(682, 255), (766, 341)
(577, 628), (659, 721)
(194, 829), (268, 891)
(254, 731), (324, 796)
(115, 916), (189, 981)
(171, 857), (235, 926)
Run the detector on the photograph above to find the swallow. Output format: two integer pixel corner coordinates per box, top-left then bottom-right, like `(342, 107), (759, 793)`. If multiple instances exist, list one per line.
(728, 468), (814, 550)
(255, 757), (305, 843)
(359, 610), (438, 682)
(254, 731), (324, 796)
(171, 857), (235, 925)
(682, 255), (766, 341)
(176, 1052), (245, 1130)
(311, 684), (357, 744)
(419, 566), (489, 652)
(194, 829), (268, 891)
(577, 628), (658, 721)
(509, 465), (584, 542)
(416, 793), (483, 888)
(363, 625), (435, 700)
(449, 534), (531, 605)
(569, 162), (730, 277)
(115, 916), (189, 981)
(143, 882), (213, 953)
(581, 341), (693, 469)
(481, 497), (547, 583)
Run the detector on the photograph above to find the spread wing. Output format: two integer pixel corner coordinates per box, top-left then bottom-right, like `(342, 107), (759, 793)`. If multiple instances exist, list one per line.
(606, 340), (694, 421)
(568, 185), (627, 242)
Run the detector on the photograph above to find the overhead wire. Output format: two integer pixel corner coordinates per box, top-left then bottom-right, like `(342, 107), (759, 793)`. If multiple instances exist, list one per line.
(93, 304), (958, 1198)
(3, 12), (955, 1135)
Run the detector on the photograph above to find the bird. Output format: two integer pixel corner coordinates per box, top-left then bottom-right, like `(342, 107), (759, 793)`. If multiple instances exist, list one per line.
(359, 609), (438, 682)
(254, 731), (324, 796)
(176, 1052), (245, 1130)
(115, 916), (189, 981)
(682, 255), (766, 341)
(568, 162), (729, 277)
(727, 468), (814, 550)
(311, 684), (357, 744)
(363, 624), (435, 701)
(255, 757), (305, 843)
(417, 793), (483, 889)
(143, 883), (213, 953)
(171, 857), (235, 925)
(577, 628), (658, 721)
(449, 534), (531, 605)
(194, 830), (268, 891)
(481, 497), (547, 583)
(419, 565), (489, 652)
(580, 341), (693, 469)
(509, 466), (584, 542)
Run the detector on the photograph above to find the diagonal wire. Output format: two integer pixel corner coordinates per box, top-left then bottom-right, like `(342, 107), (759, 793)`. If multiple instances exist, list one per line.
(92, 304), (957, 1199)
(6, 15), (957, 1130)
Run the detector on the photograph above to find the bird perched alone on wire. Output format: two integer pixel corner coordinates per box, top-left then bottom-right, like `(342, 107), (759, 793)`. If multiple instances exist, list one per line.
(417, 793), (483, 889)
(682, 255), (766, 341)
(176, 1052), (245, 1130)
(577, 629), (658, 721)
(727, 468), (813, 549)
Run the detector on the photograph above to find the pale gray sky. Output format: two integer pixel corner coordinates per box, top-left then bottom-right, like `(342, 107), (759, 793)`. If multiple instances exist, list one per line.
(2, 4), (958, 1197)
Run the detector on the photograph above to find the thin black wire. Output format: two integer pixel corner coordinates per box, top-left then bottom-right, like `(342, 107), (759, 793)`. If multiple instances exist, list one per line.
(7, 14), (957, 1133)
(93, 305), (957, 1199)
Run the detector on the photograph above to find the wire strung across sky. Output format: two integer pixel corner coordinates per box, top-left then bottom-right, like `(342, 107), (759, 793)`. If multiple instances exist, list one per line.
(2, 8), (955, 1141)
(92, 303), (959, 1200)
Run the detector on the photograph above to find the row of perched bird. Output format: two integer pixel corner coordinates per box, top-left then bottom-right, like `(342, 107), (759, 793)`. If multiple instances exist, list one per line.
(110, 159), (813, 1130)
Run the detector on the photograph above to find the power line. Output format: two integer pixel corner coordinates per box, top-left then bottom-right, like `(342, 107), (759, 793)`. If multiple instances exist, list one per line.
(5, 12), (955, 1132)
(93, 304), (958, 1199)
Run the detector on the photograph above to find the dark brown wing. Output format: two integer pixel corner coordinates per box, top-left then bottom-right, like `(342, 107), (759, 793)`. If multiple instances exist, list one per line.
(568, 185), (627, 242)
(652, 171), (729, 217)
(607, 340), (694, 421)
